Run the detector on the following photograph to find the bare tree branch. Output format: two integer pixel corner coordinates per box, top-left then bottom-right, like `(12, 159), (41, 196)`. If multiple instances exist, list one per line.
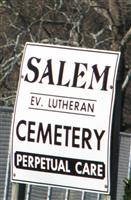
(122, 68), (131, 91)
(89, 1), (115, 27)
(121, 27), (131, 47)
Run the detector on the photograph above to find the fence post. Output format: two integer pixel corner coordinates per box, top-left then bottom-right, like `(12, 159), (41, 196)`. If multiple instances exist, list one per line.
(47, 187), (52, 200)
(11, 183), (19, 200)
(110, 53), (123, 200)
(11, 183), (26, 200)
(81, 191), (85, 200)
(3, 125), (12, 200)
(65, 189), (70, 200)
(18, 184), (26, 200)
(25, 185), (31, 200)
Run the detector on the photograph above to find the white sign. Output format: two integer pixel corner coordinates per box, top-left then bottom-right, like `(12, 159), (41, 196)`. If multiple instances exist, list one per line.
(11, 43), (120, 194)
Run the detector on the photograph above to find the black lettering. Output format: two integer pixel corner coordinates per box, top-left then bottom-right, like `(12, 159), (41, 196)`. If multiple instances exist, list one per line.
(54, 125), (62, 145)
(16, 120), (26, 141)
(28, 121), (36, 142)
(57, 61), (70, 86)
(94, 129), (105, 150)
(63, 126), (71, 146)
(82, 128), (92, 149)
(24, 57), (41, 82)
(39, 59), (54, 84)
(72, 63), (87, 88)
(88, 65), (110, 91)
(37, 123), (52, 144)
(31, 96), (35, 105)
(74, 101), (79, 110)
(72, 127), (80, 148)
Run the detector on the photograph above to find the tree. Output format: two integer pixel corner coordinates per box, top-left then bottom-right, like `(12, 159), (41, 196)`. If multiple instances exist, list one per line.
(123, 178), (131, 200)
(0, 1), (131, 198)
(0, 0), (130, 124)
(0, 0), (130, 128)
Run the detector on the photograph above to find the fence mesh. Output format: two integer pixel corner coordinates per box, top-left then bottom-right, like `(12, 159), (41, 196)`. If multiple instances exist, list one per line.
(0, 107), (131, 200)
(0, 107), (13, 200)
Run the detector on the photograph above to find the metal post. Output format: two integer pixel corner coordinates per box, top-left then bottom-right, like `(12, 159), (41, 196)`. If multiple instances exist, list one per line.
(81, 191), (85, 200)
(47, 187), (52, 200)
(110, 55), (123, 200)
(3, 129), (12, 200)
(101, 195), (111, 200)
(128, 140), (131, 179)
(97, 193), (101, 200)
(18, 184), (26, 200)
(11, 183), (26, 200)
(65, 189), (70, 200)
(11, 183), (19, 200)
(25, 185), (31, 200)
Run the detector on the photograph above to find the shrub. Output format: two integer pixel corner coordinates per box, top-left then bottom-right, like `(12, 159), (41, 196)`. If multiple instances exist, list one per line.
(123, 178), (131, 200)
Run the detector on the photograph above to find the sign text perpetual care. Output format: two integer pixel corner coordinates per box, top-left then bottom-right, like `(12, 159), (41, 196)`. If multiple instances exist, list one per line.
(15, 151), (105, 179)
(11, 43), (120, 194)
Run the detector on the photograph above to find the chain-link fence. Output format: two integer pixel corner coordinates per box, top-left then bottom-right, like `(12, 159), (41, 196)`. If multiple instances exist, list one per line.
(0, 106), (131, 200)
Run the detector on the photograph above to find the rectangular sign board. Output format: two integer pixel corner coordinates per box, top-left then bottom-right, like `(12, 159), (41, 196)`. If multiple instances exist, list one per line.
(11, 43), (120, 194)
